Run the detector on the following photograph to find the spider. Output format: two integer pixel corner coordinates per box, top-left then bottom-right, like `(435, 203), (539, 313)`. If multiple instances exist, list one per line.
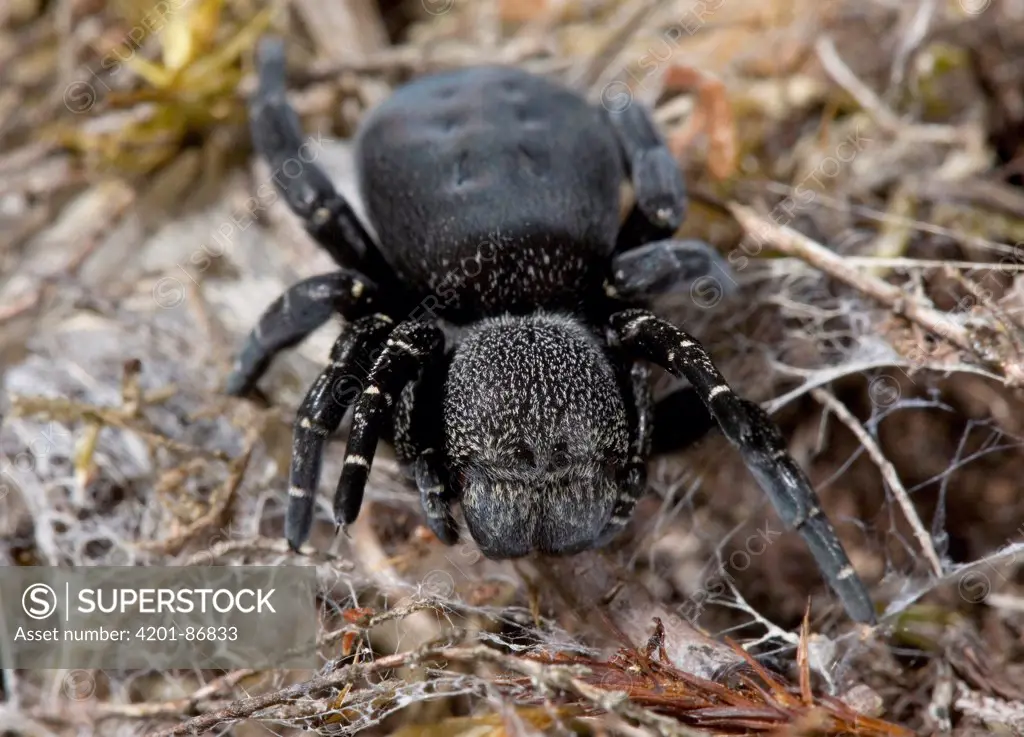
(226, 36), (876, 624)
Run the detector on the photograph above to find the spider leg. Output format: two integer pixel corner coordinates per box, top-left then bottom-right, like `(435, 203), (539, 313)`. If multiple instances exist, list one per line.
(393, 358), (459, 544)
(608, 308), (877, 624)
(250, 36), (393, 283)
(333, 321), (446, 530)
(610, 238), (737, 302)
(286, 314), (394, 550)
(605, 103), (687, 251)
(414, 450), (459, 545)
(225, 270), (376, 396)
(597, 360), (653, 545)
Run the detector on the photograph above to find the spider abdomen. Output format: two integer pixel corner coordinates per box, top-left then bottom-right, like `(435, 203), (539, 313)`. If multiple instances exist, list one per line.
(354, 66), (625, 318)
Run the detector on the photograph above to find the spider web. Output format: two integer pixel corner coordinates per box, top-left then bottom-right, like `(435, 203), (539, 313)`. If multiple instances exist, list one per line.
(3, 2), (1024, 733)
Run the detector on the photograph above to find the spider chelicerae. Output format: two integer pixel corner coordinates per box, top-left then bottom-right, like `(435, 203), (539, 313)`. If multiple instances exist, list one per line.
(226, 37), (876, 624)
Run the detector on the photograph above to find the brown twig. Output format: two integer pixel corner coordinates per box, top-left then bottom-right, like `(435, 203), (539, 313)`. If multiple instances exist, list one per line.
(812, 387), (943, 578)
(571, 0), (664, 92)
(8, 392), (225, 462)
(814, 35), (960, 144)
(528, 551), (745, 680)
(176, 535), (353, 567)
(286, 36), (560, 87)
(318, 601), (438, 650)
(661, 65), (738, 180)
(135, 437), (255, 555)
(146, 644), (710, 737)
(49, 670), (260, 725)
(728, 203), (1024, 385)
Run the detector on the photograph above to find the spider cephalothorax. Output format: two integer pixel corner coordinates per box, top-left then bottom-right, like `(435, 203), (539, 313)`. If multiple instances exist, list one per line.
(444, 312), (635, 558)
(226, 37), (876, 624)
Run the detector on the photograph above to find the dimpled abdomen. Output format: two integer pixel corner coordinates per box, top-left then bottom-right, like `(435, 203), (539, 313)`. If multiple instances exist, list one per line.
(354, 66), (625, 317)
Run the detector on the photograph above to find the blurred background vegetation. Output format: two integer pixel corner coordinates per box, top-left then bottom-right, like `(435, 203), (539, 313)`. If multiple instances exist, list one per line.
(1, 1), (1024, 735)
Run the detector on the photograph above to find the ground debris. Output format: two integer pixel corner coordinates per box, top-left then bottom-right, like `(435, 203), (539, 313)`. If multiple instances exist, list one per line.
(3, 1), (1024, 735)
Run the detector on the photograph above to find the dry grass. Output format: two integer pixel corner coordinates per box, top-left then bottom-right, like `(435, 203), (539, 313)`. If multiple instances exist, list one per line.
(2, 0), (1024, 735)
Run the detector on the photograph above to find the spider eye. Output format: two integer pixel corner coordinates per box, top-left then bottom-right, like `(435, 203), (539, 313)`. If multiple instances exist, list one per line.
(550, 442), (570, 468)
(511, 443), (536, 467)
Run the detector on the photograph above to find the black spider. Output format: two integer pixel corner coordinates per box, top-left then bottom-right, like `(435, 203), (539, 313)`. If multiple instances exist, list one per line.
(226, 37), (876, 624)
